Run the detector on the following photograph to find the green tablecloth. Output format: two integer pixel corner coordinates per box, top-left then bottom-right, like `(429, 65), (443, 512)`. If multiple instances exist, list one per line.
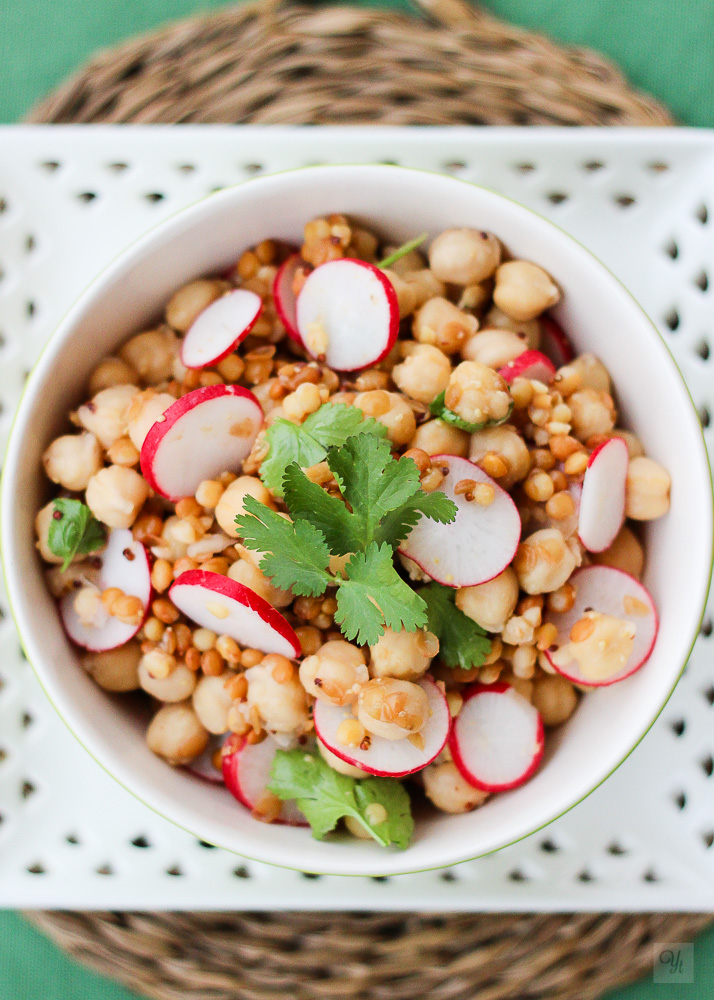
(1, 1), (713, 998)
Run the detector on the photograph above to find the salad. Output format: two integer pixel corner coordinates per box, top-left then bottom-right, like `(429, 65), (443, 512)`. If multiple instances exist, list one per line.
(36, 215), (671, 849)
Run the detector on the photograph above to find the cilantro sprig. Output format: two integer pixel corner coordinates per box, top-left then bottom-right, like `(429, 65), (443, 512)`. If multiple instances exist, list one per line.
(47, 499), (105, 570)
(235, 414), (458, 646)
(268, 748), (414, 848)
(421, 583), (492, 671)
(260, 403), (386, 497)
(429, 391), (514, 433)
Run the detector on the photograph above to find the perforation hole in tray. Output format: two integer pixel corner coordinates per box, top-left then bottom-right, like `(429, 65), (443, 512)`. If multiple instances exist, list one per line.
(582, 160), (605, 172)
(614, 194), (636, 209)
(76, 192), (98, 204)
(696, 339), (710, 361)
(647, 161), (670, 173)
(696, 204), (708, 224)
(607, 842), (630, 856)
(664, 307), (680, 331)
(144, 192), (165, 204)
(695, 271), (709, 292)
(107, 162), (129, 173)
(664, 239), (679, 260)
(546, 192), (568, 205)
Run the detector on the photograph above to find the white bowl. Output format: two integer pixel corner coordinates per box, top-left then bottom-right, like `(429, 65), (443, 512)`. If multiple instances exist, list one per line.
(2, 165), (711, 876)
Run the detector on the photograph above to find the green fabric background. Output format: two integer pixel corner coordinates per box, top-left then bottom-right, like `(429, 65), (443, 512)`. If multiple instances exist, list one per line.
(1, 0), (713, 997)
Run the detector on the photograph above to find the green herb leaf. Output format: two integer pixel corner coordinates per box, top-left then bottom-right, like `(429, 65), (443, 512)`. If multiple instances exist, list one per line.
(260, 403), (386, 497)
(268, 748), (414, 848)
(336, 543), (428, 646)
(281, 462), (354, 555)
(47, 499), (105, 571)
(429, 391), (514, 433)
(378, 233), (428, 270)
(376, 489), (457, 549)
(234, 495), (333, 596)
(421, 582), (492, 670)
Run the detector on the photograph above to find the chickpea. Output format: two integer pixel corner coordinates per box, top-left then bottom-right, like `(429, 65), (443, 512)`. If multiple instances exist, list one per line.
(428, 228), (501, 285)
(412, 297), (478, 355)
(493, 261), (560, 321)
(76, 384), (139, 448)
(139, 658), (197, 702)
(514, 528), (577, 595)
(347, 227), (379, 263)
(551, 611), (635, 683)
(382, 268), (418, 318)
(532, 675), (578, 726)
(36, 502), (68, 564)
(42, 432), (102, 491)
(353, 390), (416, 447)
(423, 761), (489, 813)
(592, 524), (645, 578)
(118, 327), (177, 385)
(569, 353), (611, 393)
(357, 678), (430, 741)
(317, 739), (366, 778)
(568, 388), (615, 441)
(403, 269), (447, 308)
(81, 641), (142, 692)
(127, 390), (175, 449)
(391, 344), (451, 404)
(612, 429), (644, 459)
(458, 281), (492, 313)
(369, 627), (439, 681)
(192, 674), (234, 734)
(299, 640), (368, 705)
(397, 552), (432, 583)
(445, 361), (510, 427)
(283, 382), (327, 423)
(146, 702), (209, 764)
(215, 476), (275, 538)
(89, 356), (138, 396)
(461, 327), (526, 369)
(245, 660), (310, 733)
(228, 557), (292, 609)
(409, 418), (469, 457)
(380, 246), (425, 276)
(165, 279), (225, 332)
(469, 426), (530, 489)
(85, 465), (150, 529)
(484, 306), (542, 350)
(455, 568), (519, 633)
(625, 456), (671, 520)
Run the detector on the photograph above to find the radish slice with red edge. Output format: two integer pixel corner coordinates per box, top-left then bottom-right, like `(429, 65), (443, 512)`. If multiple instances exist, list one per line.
(296, 258), (399, 372)
(449, 682), (544, 792)
(399, 454), (521, 587)
(498, 350), (556, 385)
(180, 289), (262, 369)
(578, 437), (628, 552)
(59, 529), (150, 652)
(540, 316), (574, 367)
(544, 565), (658, 686)
(313, 677), (449, 778)
(140, 384), (262, 502)
(222, 733), (308, 825)
(185, 736), (224, 784)
(169, 570), (301, 658)
(273, 254), (304, 343)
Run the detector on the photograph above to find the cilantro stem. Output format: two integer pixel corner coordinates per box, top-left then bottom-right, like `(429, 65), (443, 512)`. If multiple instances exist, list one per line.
(378, 233), (428, 269)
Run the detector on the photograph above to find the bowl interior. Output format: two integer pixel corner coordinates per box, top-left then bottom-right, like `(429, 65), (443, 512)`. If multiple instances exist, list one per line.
(3, 165), (711, 876)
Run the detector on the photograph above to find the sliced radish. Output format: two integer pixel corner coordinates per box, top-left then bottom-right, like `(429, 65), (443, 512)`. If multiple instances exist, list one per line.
(140, 384), (262, 502)
(498, 350), (556, 385)
(59, 529), (151, 652)
(273, 254), (304, 343)
(399, 454), (521, 587)
(449, 682), (544, 792)
(540, 316), (574, 367)
(169, 570), (300, 658)
(185, 736), (224, 784)
(544, 565), (658, 686)
(578, 437), (628, 553)
(221, 733), (308, 826)
(296, 258), (399, 372)
(313, 677), (449, 778)
(180, 289), (262, 369)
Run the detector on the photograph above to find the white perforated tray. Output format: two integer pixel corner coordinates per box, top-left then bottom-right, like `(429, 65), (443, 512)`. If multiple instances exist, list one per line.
(1, 126), (713, 910)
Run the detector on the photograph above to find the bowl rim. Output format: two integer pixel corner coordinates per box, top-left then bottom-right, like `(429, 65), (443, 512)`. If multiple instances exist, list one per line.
(2, 162), (712, 876)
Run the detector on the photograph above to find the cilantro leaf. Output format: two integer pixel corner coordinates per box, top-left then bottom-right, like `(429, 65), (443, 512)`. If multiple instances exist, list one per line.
(234, 495), (332, 596)
(281, 462), (354, 555)
(47, 498), (105, 571)
(429, 391), (514, 433)
(421, 582), (492, 670)
(260, 403), (386, 497)
(378, 233), (428, 269)
(326, 436), (458, 553)
(336, 543), (428, 645)
(268, 748), (414, 848)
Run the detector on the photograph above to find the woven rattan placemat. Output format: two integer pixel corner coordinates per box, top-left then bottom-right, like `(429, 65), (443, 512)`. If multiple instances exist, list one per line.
(24, 2), (709, 998)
